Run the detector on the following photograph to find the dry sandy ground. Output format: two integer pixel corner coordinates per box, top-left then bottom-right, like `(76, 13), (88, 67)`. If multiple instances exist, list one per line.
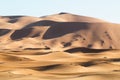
(0, 13), (120, 80)
(0, 50), (120, 80)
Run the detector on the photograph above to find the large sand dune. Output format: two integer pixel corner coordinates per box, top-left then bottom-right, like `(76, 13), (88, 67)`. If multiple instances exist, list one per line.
(0, 13), (120, 80)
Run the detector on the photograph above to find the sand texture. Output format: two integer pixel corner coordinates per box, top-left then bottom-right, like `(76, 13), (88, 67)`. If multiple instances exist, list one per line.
(0, 13), (120, 80)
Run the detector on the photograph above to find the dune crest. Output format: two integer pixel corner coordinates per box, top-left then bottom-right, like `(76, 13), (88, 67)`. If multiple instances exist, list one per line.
(0, 13), (120, 80)
(0, 13), (120, 51)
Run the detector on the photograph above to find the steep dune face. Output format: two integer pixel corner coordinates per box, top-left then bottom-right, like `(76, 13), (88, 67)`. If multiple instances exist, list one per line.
(0, 13), (120, 80)
(0, 13), (120, 51)
(42, 22), (120, 49)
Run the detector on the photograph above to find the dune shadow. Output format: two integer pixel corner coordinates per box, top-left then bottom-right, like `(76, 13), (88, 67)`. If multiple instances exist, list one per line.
(16, 20), (93, 39)
(24, 48), (42, 50)
(31, 64), (61, 71)
(23, 20), (58, 29)
(8, 18), (18, 23)
(2, 16), (24, 23)
(80, 61), (96, 67)
(109, 58), (120, 62)
(43, 22), (90, 39)
(58, 12), (68, 15)
(0, 29), (11, 36)
(10, 20), (57, 40)
(64, 47), (111, 53)
(10, 20), (103, 40)
(2, 16), (23, 19)
(10, 28), (33, 40)
(22, 20), (91, 39)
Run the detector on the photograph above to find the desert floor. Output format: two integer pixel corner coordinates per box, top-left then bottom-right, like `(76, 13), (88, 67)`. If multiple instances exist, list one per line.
(0, 50), (120, 80)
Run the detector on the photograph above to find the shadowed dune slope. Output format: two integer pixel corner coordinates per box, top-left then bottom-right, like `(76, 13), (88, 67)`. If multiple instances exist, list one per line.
(0, 13), (120, 51)
(0, 13), (120, 80)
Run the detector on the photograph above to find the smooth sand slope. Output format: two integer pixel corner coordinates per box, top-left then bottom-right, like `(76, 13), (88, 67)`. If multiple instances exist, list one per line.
(0, 13), (120, 80)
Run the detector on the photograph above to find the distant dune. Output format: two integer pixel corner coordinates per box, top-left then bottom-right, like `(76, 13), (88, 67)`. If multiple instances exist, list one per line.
(0, 13), (120, 80)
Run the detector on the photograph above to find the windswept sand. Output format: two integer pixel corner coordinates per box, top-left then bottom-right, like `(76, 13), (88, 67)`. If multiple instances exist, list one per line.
(0, 51), (120, 80)
(0, 13), (120, 80)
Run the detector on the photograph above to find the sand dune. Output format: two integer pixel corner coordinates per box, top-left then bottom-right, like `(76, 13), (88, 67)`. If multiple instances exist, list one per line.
(0, 13), (120, 80)
(0, 51), (120, 80)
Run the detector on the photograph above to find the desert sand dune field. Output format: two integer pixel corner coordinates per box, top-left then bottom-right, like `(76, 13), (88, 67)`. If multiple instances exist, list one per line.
(0, 13), (120, 80)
